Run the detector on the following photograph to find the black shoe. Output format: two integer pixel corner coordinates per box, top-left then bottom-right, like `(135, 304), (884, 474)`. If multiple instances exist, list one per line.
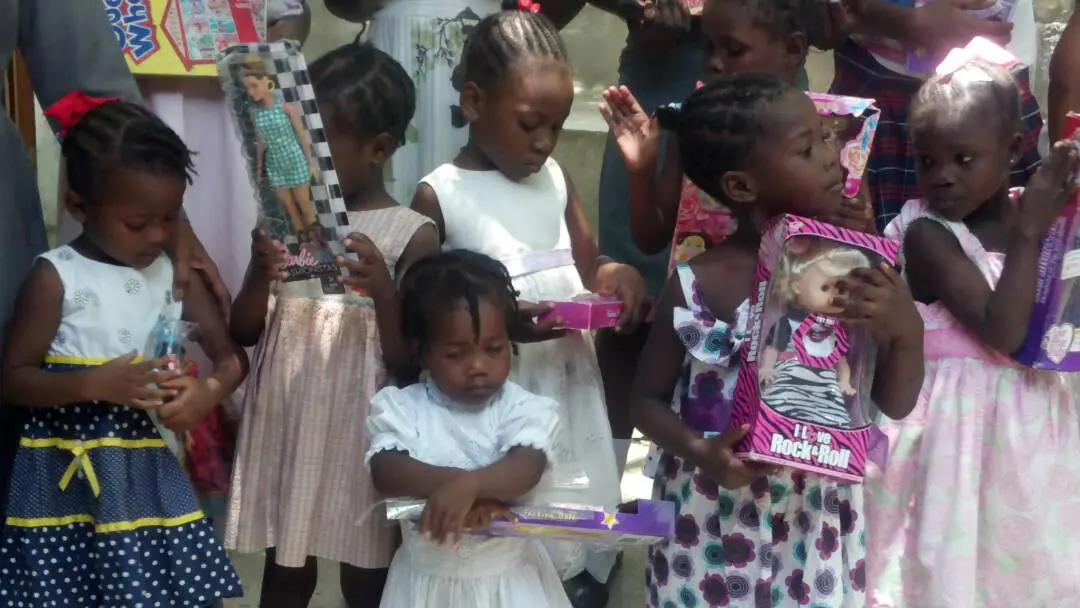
(564, 571), (610, 608)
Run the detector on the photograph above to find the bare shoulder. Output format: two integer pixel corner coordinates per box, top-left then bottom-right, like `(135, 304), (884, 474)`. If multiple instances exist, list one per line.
(687, 244), (757, 324)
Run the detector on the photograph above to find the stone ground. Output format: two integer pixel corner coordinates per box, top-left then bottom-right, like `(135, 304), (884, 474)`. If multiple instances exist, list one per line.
(224, 438), (653, 608)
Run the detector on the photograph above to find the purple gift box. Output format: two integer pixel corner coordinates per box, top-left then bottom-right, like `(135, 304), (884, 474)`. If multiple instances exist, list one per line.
(539, 294), (623, 330)
(387, 499), (675, 546)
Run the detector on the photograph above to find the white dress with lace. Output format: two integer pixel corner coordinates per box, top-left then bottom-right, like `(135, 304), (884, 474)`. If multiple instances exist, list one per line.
(421, 159), (622, 581)
(365, 379), (572, 608)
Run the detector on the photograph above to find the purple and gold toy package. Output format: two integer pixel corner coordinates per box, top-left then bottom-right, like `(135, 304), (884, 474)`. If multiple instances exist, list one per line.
(539, 294), (623, 331)
(1016, 112), (1080, 369)
(729, 216), (895, 483)
(385, 498), (675, 546)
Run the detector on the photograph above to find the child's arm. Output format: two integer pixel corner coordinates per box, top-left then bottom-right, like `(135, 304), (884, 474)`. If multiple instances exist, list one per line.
(600, 85), (683, 254)
(1, 261), (178, 408)
(267, 3), (311, 45)
(905, 145), (1076, 354)
(158, 273), (250, 432)
(230, 229), (287, 347)
(631, 271), (774, 489)
(409, 183), (447, 244)
(852, 0), (1013, 47)
(563, 167), (648, 330)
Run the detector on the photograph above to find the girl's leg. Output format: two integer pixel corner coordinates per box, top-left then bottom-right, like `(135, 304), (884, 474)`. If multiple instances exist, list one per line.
(339, 564), (389, 608)
(276, 188), (305, 234)
(259, 548), (319, 608)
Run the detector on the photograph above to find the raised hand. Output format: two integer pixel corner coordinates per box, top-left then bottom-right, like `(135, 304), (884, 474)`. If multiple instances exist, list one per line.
(251, 227), (288, 282)
(1017, 139), (1080, 239)
(599, 85), (661, 174)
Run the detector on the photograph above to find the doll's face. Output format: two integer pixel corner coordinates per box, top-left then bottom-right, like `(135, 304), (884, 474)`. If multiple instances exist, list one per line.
(791, 266), (845, 314)
(243, 75), (271, 103)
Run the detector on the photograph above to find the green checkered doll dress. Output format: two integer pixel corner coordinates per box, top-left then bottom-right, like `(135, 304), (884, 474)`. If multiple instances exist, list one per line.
(255, 99), (310, 188)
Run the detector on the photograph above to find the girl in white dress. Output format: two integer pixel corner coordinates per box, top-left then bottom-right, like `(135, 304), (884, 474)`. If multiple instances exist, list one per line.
(366, 250), (572, 608)
(409, 2), (648, 597)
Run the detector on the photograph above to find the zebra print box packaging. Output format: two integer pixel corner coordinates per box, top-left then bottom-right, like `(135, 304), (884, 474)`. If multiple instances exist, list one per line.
(729, 216), (897, 483)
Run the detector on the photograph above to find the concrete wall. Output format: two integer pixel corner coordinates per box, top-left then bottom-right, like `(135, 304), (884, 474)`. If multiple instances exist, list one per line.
(30, 2), (1074, 240)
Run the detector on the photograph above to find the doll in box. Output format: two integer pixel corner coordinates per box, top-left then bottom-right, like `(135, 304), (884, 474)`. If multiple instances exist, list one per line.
(758, 241), (870, 428)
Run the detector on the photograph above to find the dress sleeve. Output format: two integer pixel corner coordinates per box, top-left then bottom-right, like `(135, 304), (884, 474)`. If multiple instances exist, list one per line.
(497, 387), (559, 460)
(17, 0), (142, 120)
(364, 386), (420, 465)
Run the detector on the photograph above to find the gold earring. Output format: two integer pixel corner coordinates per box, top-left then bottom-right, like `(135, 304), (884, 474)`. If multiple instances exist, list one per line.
(267, 80), (276, 91)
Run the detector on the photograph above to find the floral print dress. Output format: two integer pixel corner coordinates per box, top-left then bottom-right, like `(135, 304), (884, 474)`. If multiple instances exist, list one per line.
(647, 264), (867, 608)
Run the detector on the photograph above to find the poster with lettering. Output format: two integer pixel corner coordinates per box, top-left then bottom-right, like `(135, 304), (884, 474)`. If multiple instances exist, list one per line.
(102, 0), (267, 76)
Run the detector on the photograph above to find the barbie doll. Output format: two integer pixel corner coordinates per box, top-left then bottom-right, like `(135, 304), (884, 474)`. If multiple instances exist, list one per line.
(758, 240), (871, 428)
(242, 59), (322, 245)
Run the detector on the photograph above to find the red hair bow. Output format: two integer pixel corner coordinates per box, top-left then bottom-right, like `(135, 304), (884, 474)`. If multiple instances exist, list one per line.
(518, 0), (541, 12)
(44, 91), (120, 137)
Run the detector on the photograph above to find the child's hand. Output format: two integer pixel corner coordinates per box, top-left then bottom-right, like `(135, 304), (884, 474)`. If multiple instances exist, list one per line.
(157, 376), (218, 433)
(86, 353), (181, 409)
(627, 0), (692, 50)
(594, 262), (648, 332)
(599, 85), (661, 175)
(337, 233), (393, 298)
(834, 263), (922, 342)
(809, 0), (860, 51)
(463, 499), (515, 531)
(1017, 139), (1079, 239)
(420, 472), (480, 544)
(251, 228), (288, 282)
(695, 425), (777, 490)
(822, 195), (876, 234)
(512, 301), (571, 343)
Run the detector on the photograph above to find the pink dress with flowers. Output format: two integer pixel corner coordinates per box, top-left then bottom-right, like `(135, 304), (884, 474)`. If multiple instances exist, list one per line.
(647, 264), (866, 608)
(867, 199), (1080, 608)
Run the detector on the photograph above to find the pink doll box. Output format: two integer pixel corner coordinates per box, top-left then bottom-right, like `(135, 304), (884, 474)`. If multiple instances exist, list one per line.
(1016, 112), (1080, 370)
(729, 215), (897, 483)
(539, 294), (623, 331)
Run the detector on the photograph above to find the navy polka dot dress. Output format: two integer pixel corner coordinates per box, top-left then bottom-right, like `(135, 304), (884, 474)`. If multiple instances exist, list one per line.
(0, 247), (241, 607)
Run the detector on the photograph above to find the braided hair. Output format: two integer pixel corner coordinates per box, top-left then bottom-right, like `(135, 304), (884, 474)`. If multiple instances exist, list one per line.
(310, 41), (416, 144)
(715, 0), (818, 42)
(61, 101), (195, 203)
(458, 0), (568, 91)
(400, 250), (520, 353)
(657, 73), (792, 201)
(910, 59), (1022, 142)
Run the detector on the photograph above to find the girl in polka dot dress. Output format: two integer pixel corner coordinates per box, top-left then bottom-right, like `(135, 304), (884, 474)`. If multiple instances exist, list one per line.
(0, 94), (248, 606)
(630, 76), (923, 608)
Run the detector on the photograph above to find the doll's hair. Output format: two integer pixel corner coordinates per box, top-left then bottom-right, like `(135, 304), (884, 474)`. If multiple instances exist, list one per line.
(910, 58), (1022, 141)
(62, 101), (195, 204)
(772, 239), (870, 307)
(400, 250), (521, 353)
(656, 73), (793, 202)
(456, 0), (569, 91)
(239, 55), (271, 80)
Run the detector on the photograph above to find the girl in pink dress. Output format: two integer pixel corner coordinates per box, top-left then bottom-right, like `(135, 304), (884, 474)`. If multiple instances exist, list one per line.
(870, 60), (1080, 607)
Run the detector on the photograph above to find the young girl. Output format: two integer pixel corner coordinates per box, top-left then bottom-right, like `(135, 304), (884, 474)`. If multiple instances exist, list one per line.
(409, 3), (647, 600)
(225, 43), (439, 608)
(868, 60), (1080, 607)
(630, 74), (925, 608)
(834, 0), (1042, 231)
(0, 94), (248, 605)
(366, 249), (572, 608)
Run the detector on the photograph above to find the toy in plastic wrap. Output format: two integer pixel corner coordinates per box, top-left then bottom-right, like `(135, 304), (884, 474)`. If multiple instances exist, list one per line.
(1015, 112), (1080, 369)
(385, 498), (674, 546)
(663, 92), (879, 274)
(218, 40), (352, 293)
(538, 294), (623, 330)
(144, 315), (197, 373)
(729, 215), (895, 483)
(853, 1), (1016, 76)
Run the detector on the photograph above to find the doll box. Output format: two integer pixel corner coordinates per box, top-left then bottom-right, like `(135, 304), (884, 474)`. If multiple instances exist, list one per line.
(385, 498), (675, 546)
(539, 294), (623, 330)
(1015, 113), (1080, 370)
(906, 1), (1017, 74)
(729, 215), (897, 483)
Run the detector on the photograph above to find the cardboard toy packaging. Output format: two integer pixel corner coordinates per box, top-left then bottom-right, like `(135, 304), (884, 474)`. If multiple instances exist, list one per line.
(666, 92), (879, 274)
(1015, 112), (1080, 369)
(728, 215), (895, 483)
(385, 498), (675, 546)
(539, 294), (623, 330)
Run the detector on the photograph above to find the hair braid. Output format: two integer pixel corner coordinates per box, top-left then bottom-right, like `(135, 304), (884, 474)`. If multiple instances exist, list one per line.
(459, 0), (568, 90)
